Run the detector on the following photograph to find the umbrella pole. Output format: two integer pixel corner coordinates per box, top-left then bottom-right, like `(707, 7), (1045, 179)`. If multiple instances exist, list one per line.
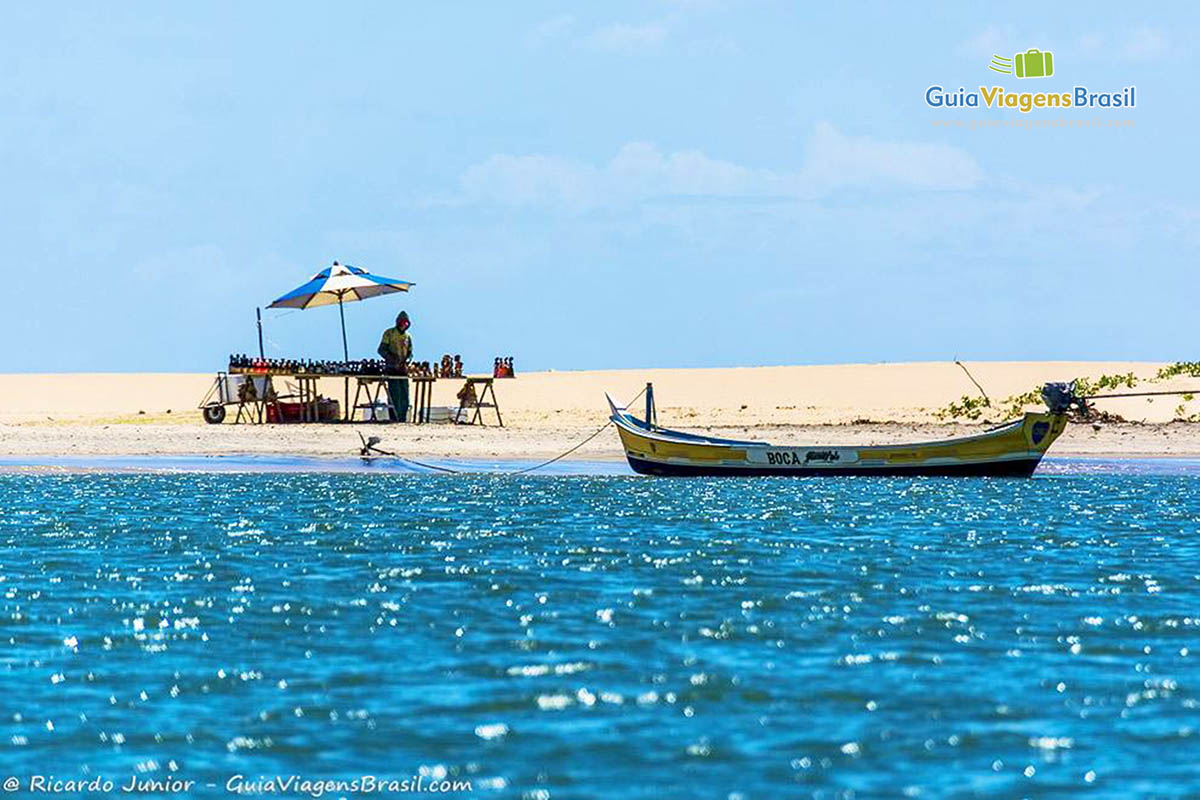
(339, 296), (349, 421)
(338, 295), (349, 361)
(256, 307), (265, 359)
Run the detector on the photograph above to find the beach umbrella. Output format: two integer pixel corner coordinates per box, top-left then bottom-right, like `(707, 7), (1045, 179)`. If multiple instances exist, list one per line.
(268, 261), (415, 361)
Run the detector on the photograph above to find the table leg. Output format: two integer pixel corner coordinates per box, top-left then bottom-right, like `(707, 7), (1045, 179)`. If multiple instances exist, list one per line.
(488, 383), (503, 427)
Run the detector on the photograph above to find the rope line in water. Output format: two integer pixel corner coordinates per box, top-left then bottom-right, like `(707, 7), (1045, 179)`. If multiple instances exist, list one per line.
(360, 386), (647, 476)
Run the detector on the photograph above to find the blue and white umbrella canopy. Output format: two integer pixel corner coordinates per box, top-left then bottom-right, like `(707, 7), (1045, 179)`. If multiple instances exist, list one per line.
(268, 261), (414, 310)
(268, 261), (415, 362)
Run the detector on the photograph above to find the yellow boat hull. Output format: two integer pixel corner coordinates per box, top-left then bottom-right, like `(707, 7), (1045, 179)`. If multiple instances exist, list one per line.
(608, 398), (1067, 477)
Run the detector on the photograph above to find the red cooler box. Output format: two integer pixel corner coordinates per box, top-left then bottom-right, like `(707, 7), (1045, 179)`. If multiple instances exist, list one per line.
(267, 398), (339, 423)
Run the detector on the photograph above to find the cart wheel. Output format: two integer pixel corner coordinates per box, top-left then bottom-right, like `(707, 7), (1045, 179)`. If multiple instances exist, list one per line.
(202, 404), (227, 424)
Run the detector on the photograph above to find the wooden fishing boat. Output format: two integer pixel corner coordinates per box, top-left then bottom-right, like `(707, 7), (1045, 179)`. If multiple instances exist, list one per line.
(606, 384), (1072, 477)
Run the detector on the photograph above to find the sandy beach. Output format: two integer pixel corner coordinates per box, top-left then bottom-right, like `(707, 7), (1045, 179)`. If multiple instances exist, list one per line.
(2, 361), (1199, 462)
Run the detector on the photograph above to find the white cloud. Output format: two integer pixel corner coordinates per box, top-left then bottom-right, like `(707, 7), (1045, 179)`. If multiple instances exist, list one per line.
(654, 0), (721, 9)
(968, 26), (1171, 64)
(611, 142), (794, 196)
(460, 143), (792, 209)
(1077, 32), (1106, 55)
(527, 14), (575, 47)
(583, 22), (669, 52)
(458, 124), (983, 210)
(1120, 26), (1170, 60)
(461, 153), (600, 209)
(530, 12), (729, 54)
(957, 26), (1014, 60)
(804, 122), (983, 192)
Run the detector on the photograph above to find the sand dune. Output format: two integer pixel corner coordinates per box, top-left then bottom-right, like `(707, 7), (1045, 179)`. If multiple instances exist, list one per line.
(1, 362), (1198, 460)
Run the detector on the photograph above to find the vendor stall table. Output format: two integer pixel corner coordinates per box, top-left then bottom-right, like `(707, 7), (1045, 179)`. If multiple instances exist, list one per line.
(352, 375), (436, 423)
(204, 368), (447, 424)
(352, 377), (397, 422)
(293, 375), (322, 423)
(456, 377), (503, 427)
(411, 376), (436, 424)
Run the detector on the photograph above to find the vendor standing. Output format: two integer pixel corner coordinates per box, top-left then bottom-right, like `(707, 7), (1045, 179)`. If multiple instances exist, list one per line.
(378, 311), (413, 422)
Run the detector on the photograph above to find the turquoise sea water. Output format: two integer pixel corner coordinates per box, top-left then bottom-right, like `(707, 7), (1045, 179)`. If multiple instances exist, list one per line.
(1, 467), (1198, 798)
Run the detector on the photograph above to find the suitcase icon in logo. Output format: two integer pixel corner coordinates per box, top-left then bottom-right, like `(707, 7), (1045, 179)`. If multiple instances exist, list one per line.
(1014, 48), (1053, 78)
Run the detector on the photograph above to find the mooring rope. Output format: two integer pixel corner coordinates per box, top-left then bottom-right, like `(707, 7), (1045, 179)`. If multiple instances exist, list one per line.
(1082, 389), (1199, 401)
(954, 359), (991, 405)
(359, 385), (648, 476)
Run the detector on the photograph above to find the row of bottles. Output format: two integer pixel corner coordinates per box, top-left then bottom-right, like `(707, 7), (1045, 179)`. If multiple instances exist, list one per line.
(229, 355), (405, 376)
(227, 354), (505, 378)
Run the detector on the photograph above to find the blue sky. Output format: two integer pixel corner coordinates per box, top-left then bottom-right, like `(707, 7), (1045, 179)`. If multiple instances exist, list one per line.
(2, 2), (1196, 372)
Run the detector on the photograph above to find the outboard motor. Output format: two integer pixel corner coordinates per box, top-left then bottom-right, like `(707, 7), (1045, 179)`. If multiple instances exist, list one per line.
(1042, 381), (1087, 415)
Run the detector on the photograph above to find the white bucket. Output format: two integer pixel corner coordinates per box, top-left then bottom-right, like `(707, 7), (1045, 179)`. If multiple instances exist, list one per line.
(426, 406), (460, 424)
(359, 402), (393, 421)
